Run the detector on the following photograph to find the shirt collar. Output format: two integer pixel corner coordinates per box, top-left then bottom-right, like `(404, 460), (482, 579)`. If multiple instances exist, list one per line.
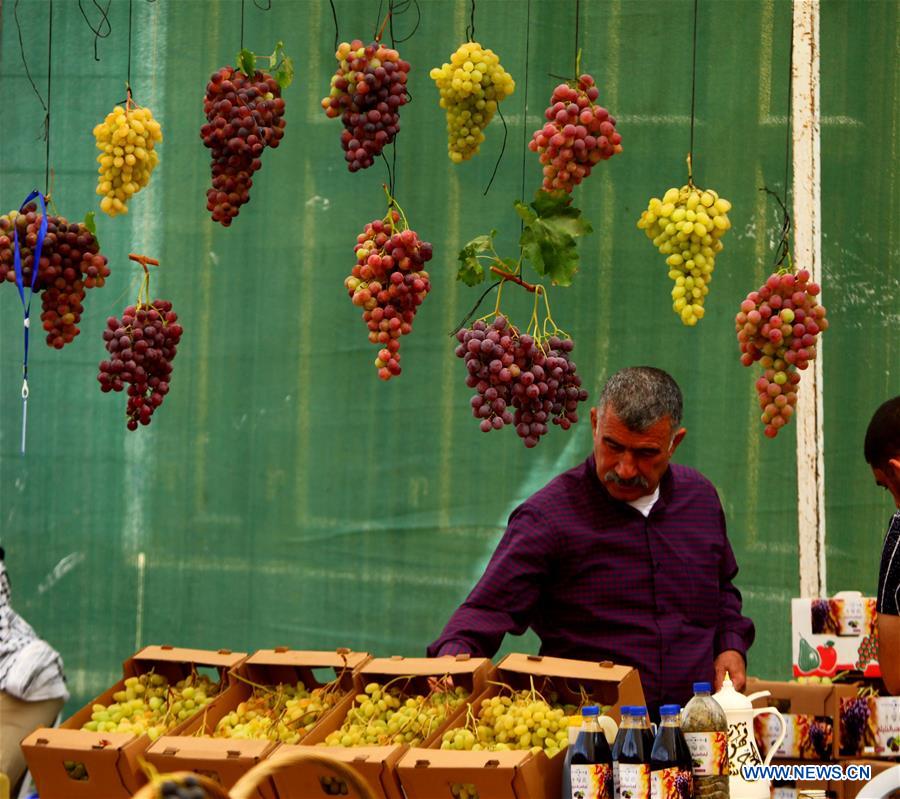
(586, 453), (674, 514)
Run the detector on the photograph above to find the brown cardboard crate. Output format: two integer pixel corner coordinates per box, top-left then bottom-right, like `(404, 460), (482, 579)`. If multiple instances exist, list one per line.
(748, 678), (860, 760)
(397, 653), (645, 799)
(837, 759), (900, 799)
(21, 645), (246, 799)
(270, 654), (494, 799)
(144, 648), (370, 799)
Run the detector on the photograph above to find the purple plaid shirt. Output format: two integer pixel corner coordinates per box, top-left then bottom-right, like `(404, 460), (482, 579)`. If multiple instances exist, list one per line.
(427, 455), (755, 710)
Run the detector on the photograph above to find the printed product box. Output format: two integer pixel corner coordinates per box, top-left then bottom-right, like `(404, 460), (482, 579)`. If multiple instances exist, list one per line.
(792, 593), (880, 679)
(839, 695), (900, 759)
(748, 678), (859, 760)
(20, 645), (246, 799)
(270, 654), (495, 799)
(398, 653), (646, 799)
(144, 648), (370, 799)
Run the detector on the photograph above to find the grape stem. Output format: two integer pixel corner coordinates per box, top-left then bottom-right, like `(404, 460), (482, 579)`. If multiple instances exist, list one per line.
(375, 10), (392, 42)
(382, 184), (409, 231)
(129, 253), (159, 311)
(489, 265), (537, 292)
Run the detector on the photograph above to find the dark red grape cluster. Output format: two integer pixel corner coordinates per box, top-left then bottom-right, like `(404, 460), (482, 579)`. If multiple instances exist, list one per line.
(674, 771), (693, 799)
(98, 301), (183, 430)
(201, 66), (286, 226)
(321, 40), (410, 172)
(735, 269), (829, 438)
(344, 210), (432, 380)
(808, 717), (832, 759)
(528, 74), (622, 193)
(159, 776), (211, 799)
(839, 697), (871, 756)
(455, 316), (588, 447)
(811, 598), (830, 633)
(0, 206), (110, 348)
(856, 630), (878, 670)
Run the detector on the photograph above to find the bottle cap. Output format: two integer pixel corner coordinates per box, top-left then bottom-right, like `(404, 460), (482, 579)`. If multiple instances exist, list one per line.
(619, 705), (633, 715)
(693, 681), (712, 693)
(632, 705), (647, 715)
(581, 705), (600, 716)
(659, 704), (681, 716)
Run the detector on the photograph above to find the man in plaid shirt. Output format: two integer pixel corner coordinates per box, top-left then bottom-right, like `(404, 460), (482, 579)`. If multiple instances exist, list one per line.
(428, 366), (755, 714)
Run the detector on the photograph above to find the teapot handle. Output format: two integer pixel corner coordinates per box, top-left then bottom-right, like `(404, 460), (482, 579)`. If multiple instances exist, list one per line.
(753, 706), (787, 766)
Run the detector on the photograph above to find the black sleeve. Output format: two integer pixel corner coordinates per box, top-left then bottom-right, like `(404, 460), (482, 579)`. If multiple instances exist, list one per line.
(877, 512), (900, 616)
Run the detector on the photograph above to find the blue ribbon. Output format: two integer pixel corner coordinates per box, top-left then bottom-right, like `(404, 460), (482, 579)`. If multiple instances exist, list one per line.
(12, 190), (48, 453)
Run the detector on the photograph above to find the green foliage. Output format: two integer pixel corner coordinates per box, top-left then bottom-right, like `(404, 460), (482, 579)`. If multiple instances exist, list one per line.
(456, 232), (495, 286)
(515, 191), (592, 287)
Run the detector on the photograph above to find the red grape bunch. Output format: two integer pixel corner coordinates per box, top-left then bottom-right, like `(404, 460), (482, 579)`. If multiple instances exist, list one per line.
(322, 39), (410, 172)
(735, 269), (828, 438)
(0, 205), (110, 348)
(455, 315), (588, 447)
(528, 74), (622, 193)
(200, 65), (286, 226)
(98, 300), (183, 430)
(344, 203), (433, 380)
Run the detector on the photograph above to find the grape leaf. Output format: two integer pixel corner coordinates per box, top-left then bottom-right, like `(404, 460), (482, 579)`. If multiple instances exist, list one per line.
(237, 49), (256, 76)
(83, 211), (100, 247)
(457, 232), (495, 287)
(515, 190), (592, 286)
(275, 54), (294, 89)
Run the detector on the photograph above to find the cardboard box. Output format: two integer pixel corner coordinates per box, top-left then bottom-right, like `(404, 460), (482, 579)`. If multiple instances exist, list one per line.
(768, 758), (840, 799)
(839, 696), (900, 759)
(748, 678), (860, 760)
(20, 645), (246, 799)
(144, 648), (370, 799)
(792, 594), (880, 679)
(837, 759), (900, 799)
(270, 654), (495, 799)
(398, 653), (646, 799)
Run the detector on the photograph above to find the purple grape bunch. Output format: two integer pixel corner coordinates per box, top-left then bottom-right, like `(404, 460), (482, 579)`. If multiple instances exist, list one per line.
(811, 599), (830, 633)
(160, 776), (211, 799)
(840, 698), (870, 755)
(455, 315), (588, 447)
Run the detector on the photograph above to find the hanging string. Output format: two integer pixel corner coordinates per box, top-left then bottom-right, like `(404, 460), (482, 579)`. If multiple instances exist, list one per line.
(373, 0), (384, 40)
(240, 0), (245, 50)
(573, 0), (580, 76)
(253, 0), (272, 9)
(78, 0), (112, 62)
(687, 0), (699, 184)
(783, 18), (794, 211)
(465, 0), (476, 42)
(519, 0), (532, 214)
(14, 0), (49, 147)
(127, 0), (134, 93)
(329, 0), (340, 53)
(45, 0), (53, 196)
(482, 104), (508, 196)
(390, 0), (420, 43)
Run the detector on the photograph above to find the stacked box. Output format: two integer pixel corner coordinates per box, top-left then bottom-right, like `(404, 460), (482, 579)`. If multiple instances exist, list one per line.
(144, 648), (371, 799)
(398, 653), (646, 799)
(270, 654), (495, 799)
(20, 645), (246, 799)
(838, 695), (900, 759)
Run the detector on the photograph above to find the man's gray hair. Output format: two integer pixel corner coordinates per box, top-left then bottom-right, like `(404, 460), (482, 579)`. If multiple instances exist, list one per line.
(597, 366), (683, 431)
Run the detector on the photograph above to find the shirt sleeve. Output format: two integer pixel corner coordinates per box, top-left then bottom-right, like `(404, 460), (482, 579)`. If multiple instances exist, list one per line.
(714, 504), (756, 659)
(427, 505), (555, 658)
(877, 512), (900, 616)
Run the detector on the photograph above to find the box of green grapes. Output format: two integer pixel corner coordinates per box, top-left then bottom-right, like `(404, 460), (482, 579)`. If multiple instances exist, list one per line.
(397, 653), (645, 799)
(270, 654), (496, 799)
(20, 645), (246, 799)
(143, 647), (371, 799)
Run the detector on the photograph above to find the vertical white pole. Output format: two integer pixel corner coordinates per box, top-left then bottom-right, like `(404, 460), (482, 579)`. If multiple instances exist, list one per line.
(792, 0), (826, 597)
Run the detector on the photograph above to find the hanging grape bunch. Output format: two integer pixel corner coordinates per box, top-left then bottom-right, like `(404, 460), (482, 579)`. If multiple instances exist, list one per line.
(93, 93), (163, 216)
(528, 74), (622, 193)
(344, 191), (432, 380)
(200, 44), (292, 226)
(735, 268), (828, 438)
(322, 38), (410, 171)
(430, 41), (515, 163)
(0, 206), (110, 348)
(637, 184), (732, 326)
(456, 316), (588, 448)
(98, 256), (183, 430)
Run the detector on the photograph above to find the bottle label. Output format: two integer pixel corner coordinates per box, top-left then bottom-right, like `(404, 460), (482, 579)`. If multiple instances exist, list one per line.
(650, 767), (693, 799)
(618, 763), (650, 799)
(683, 731), (729, 775)
(613, 761), (620, 799)
(571, 763), (613, 799)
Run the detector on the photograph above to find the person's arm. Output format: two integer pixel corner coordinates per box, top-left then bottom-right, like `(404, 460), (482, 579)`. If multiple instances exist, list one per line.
(427, 505), (556, 658)
(877, 613), (900, 694)
(713, 506), (756, 691)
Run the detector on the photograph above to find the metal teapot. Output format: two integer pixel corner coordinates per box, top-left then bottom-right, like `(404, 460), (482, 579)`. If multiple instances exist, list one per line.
(713, 673), (787, 799)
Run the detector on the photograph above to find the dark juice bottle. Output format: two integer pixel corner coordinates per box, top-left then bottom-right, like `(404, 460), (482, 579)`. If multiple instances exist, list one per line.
(611, 706), (633, 799)
(567, 705), (614, 799)
(616, 705), (651, 799)
(633, 705), (655, 753)
(650, 705), (694, 799)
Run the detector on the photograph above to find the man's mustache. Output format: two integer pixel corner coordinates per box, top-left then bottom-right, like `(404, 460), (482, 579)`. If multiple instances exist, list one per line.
(603, 471), (649, 489)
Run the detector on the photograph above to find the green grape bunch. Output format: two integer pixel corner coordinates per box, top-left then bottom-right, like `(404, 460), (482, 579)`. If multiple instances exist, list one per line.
(430, 42), (515, 163)
(637, 184), (733, 326)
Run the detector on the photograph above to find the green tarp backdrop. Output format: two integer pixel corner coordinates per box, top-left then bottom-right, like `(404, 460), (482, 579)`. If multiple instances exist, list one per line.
(1, 0), (897, 713)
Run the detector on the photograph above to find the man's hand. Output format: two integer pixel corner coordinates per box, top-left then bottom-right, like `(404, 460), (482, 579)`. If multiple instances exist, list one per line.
(714, 650), (746, 692)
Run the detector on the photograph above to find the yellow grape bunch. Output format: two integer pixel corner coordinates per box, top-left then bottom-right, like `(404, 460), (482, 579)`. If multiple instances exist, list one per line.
(430, 42), (515, 163)
(93, 102), (163, 216)
(637, 185), (732, 326)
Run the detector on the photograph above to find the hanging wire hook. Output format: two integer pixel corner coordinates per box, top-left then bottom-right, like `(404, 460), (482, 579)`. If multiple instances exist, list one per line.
(78, 0), (112, 61)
